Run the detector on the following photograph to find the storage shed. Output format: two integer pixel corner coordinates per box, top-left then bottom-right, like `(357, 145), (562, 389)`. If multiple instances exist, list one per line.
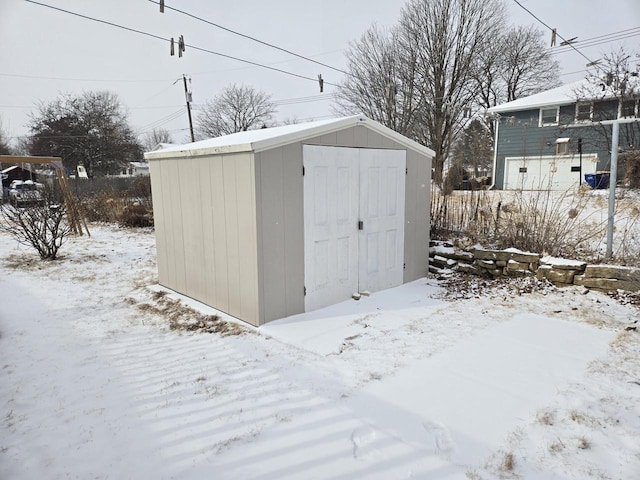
(145, 115), (434, 326)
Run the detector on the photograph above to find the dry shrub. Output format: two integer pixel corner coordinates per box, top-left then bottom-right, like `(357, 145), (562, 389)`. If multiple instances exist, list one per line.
(119, 202), (153, 227)
(82, 192), (124, 223)
(431, 185), (606, 259)
(621, 149), (640, 189)
(77, 176), (153, 227)
(430, 186), (496, 241)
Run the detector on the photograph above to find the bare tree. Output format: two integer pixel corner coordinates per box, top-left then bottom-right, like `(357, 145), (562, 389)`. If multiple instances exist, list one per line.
(195, 84), (276, 139)
(0, 186), (72, 260)
(571, 48), (640, 179)
(334, 0), (505, 184)
(397, 0), (505, 184)
(142, 128), (173, 152)
(0, 118), (12, 155)
(332, 24), (420, 138)
(475, 25), (560, 137)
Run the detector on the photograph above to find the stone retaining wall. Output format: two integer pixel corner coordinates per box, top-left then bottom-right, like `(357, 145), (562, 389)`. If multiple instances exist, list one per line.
(429, 241), (640, 293)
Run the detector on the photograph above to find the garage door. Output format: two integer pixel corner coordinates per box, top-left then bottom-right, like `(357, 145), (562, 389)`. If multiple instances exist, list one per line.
(303, 145), (406, 312)
(504, 155), (599, 190)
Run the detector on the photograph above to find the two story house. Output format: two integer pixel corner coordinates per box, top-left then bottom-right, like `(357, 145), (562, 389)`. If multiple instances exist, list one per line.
(487, 79), (639, 190)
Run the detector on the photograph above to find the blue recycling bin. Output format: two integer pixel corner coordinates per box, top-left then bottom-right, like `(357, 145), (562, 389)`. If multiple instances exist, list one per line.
(584, 172), (610, 189)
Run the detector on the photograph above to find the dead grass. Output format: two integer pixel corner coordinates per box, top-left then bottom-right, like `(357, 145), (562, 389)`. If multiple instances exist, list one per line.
(577, 436), (591, 450)
(536, 409), (556, 426)
(137, 293), (248, 337)
(500, 451), (516, 473)
(3, 254), (44, 270)
(548, 439), (565, 454)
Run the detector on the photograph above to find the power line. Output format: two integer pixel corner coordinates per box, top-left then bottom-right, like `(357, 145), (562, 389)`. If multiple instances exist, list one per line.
(134, 108), (185, 133)
(146, 0), (351, 77)
(23, 0), (338, 87)
(552, 29), (640, 55)
(0, 72), (172, 83)
(510, 0), (601, 71)
(273, 93), (337, 106)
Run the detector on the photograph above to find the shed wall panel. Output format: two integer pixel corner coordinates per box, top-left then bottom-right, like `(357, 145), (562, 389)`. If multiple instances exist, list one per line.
(255, 148), (287, 322)
(232, 155), (260, 322)
(209, 158), (230, 312)
(149, 161), (168, 286)
(167, 159), (187, 293)
(181, 157), (206, 301)
(198, 159), (217, 307)
(150, 152), (259, 325)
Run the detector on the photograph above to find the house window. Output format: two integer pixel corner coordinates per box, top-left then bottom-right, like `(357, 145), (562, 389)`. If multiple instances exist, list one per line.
(555, 138), (570, 155)
(539, 107), (559, 126)
(620, 99), (638, 118)
(575, 102), (593, 122)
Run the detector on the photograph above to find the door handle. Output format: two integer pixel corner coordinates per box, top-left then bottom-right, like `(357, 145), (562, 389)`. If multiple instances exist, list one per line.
(358, 220), (364, 230)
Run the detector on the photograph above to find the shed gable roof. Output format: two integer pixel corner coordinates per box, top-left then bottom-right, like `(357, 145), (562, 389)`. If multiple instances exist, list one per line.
(144, 115), (434, 159)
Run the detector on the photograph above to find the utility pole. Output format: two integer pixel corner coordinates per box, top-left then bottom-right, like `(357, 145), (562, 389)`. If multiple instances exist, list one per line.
(183, 74), (195, 142)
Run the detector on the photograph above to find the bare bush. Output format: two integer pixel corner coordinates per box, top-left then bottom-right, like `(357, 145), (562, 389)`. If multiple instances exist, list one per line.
(621, 149), (640, 189)
(494, 189), (592, 257)
(430, 187), (497, 242)
(430, 186), (608, 259)
(77, 176), (153, 227)
(0, 187), (72, 260)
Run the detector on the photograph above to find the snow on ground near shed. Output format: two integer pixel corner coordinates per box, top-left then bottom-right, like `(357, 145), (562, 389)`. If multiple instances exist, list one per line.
(1, 224), (640, 479)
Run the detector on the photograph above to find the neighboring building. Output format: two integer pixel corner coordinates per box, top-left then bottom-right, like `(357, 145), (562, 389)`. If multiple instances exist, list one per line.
(111, 161), (150, 177)
(145, 115), (434, 326)
(488, 79), (639, 190)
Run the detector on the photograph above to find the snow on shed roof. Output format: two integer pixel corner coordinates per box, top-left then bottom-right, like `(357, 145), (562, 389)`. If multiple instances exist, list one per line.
(144, 115), (434, 160)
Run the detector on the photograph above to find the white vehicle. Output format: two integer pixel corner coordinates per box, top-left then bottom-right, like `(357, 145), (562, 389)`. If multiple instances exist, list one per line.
(8, 180), (44, 207)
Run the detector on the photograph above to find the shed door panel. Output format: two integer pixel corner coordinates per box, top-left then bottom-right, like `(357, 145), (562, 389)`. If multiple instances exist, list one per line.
(358, 148), (406, 292)
(303, 146), (359, 312)
(303, 145), (406, 312)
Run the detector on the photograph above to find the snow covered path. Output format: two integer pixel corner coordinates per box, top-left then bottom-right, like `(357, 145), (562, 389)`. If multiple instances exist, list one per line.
(1, 225), (639, 479)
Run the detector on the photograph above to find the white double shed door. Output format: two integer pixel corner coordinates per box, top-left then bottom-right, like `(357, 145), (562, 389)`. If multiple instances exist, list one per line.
(303, 145), (406, 312)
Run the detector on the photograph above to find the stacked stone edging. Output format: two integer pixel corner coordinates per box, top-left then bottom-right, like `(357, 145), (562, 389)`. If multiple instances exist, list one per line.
(428, 241), (640, 293)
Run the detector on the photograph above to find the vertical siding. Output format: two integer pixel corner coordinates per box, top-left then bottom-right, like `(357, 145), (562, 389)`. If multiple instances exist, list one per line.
(167, 159), (187, 292)
(255, 144), (305, 324)
(404, 149), (431, 282)
(149, 160), (168, 285)
(149, 152), (260, 326)
(181, 157), (206, 301)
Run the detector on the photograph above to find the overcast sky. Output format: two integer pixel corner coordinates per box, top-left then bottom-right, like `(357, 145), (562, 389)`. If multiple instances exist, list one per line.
(1, 0), (639, 146)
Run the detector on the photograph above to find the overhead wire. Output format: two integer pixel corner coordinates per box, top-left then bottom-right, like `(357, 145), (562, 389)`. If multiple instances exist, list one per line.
(145, 0), (352, 77)
(552, 28), (640, 55)
(273, 93), (337, 106)
(134, 107), (185, 133)
(510, 0), (602, 72)
(23, 0), (339, 87)
(0, 72), (172, 83)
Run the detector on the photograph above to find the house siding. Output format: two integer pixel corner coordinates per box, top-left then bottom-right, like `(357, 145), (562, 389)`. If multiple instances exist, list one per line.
(493, 105), (625, 189)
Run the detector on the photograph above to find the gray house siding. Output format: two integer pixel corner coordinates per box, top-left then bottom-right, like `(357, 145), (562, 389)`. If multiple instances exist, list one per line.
(254, 125), (431, 324)
(494, 106), (618, 189)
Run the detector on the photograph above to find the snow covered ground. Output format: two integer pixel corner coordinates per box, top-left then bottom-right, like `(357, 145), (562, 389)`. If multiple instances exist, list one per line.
(1, 224), (639, 479)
